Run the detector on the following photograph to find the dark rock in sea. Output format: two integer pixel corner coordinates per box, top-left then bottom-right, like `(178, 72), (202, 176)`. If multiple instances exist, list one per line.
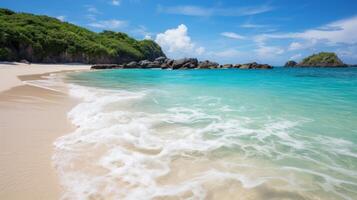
(154, 56), (166, 63)
(160, 63), (170, 69)
(197, 60), (219, 69)
(182, 62), (196, 69)
(285, 60), (297, 67)
(239, 62), (272, 69)
(233, 64), (241, 68)
(166, 59), (174, 66)
(222, 64), (233, 68)
(239, 64), (250, 69)
(138, 60), (151, 68)
(146, 61), (161, 68)
(91, 58), (273, 70)
(91, 64), (123, 69)
(125, 61), (138, 68)
(172, 58), (198, 69)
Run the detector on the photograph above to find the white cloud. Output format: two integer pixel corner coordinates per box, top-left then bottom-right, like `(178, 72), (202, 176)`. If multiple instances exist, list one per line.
(111, 0), (120, 6)
(144, 35), (152, 40)
(86, 5), (100, 14)
(221, 32), (246, 40)
(195, 47), (205, 55)
(238, 5), (274, 16)
(255, 45), (284, 57)
(288, 42), (303, 50)
(290, 53), (302, 60)
(214, 49), (242, 58)
(159, 5), (209, 16)
(256, 16), (357, 46)
(336, 46), (357, 60)
(297, 16), (357, 44)
(88, 19), (128, 30)
(240, 22), (269, 28)
(133, 25), (152, 40)
(56, 15), (66, 21)
(155, 24), (205, 57)
(158, 5), (274, 17)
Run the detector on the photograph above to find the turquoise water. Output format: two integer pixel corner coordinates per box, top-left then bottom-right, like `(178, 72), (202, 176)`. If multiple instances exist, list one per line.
(57, 68), (357, 199)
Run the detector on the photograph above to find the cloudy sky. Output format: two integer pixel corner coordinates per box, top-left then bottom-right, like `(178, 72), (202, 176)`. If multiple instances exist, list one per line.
(2, 0), (357, 65)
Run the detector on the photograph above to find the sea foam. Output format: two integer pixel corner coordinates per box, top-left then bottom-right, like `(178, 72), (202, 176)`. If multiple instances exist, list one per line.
(52, 69), (357, 200)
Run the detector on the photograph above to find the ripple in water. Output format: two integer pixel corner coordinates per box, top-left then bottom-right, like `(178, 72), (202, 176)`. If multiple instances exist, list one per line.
(54, 68), (357, 200)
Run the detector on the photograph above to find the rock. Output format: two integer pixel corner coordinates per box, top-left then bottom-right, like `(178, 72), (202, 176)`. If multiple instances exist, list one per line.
(91, 58), (272, 70)
(222, 64), (233, 68)
(154, 56), (166, 63)
(172, 58), (198, 69)
(239, 64), (251, 69)
(259, 64), (273, 69)
(138, 60), (152, 68)
(182, 62), (196, 69)
(284, 60), (297, 67)
(233, 64), (241, 68)
(91, 64), (122, 69)
(197, 60), (219, 69)
(160, 63), (170, 69)
(165, 59), (174, 66)
(239, 62), (272, 69)
(125, 61), (138, 68)
(172, 58), (187, 68)
(146, 61), (161, 68)
(19, 59), (30, 64)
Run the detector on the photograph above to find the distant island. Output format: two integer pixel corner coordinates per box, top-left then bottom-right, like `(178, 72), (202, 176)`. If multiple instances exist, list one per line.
(285, 52), (348, 67)
(0, 8), (165, 64)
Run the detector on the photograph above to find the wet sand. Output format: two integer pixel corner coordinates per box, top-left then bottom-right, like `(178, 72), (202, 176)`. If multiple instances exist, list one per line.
(0, 63), (90, 200)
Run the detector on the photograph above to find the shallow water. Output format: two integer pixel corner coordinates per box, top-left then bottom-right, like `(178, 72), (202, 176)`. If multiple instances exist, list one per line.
(54, 68), (357, 200)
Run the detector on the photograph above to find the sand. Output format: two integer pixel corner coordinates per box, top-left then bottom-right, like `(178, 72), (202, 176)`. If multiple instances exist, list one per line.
(0, 62), (90, 200)
(0, 62), (90, 92)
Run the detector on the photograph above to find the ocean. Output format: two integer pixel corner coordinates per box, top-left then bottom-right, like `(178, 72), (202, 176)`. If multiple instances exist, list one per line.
(54, 67), (357, 200)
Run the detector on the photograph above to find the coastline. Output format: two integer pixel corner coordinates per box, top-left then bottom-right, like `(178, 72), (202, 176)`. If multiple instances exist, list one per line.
(0, 63), (90, 200)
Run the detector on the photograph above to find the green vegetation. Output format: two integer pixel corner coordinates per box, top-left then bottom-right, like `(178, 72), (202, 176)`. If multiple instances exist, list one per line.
(0, 8), (165, 63)
(299, 52), (345, 66)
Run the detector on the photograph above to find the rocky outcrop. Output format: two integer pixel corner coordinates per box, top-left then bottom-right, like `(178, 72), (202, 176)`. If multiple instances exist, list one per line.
(91, 58), (273, 70)
(285, 52), (348, 67)
(172, 58), (198, 69)
(222, 64), (233, 69)
(284, 60), (297, 67)
(91, 64), (124, 69)
(197, 60), (219, 69)
(239, 62), (273, 69)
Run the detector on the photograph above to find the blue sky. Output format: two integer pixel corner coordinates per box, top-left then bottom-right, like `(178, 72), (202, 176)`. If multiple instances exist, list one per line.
(2, 0), (357, 65)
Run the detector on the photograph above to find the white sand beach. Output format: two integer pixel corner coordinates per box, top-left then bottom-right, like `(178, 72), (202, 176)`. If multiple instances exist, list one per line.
(0, 63), (90, 200)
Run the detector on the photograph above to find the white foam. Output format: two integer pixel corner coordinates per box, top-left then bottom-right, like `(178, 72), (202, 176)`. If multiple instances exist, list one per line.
(53, 81), (357, 200)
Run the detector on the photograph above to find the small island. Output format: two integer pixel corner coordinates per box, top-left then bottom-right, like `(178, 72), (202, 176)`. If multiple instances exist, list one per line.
(285, 52), (348, 67)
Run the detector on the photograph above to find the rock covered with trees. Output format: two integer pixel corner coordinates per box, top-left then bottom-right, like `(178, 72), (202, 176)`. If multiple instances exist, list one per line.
(285, 52), (347, 67)
(0, 8), (165, 64)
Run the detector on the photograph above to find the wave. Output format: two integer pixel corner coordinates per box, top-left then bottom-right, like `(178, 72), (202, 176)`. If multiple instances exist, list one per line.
(52, 80), (357, 200)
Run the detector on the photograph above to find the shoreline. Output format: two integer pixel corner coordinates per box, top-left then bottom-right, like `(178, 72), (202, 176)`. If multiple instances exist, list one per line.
(0, 62), (90, 92)
(0, 63), (90, 200)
